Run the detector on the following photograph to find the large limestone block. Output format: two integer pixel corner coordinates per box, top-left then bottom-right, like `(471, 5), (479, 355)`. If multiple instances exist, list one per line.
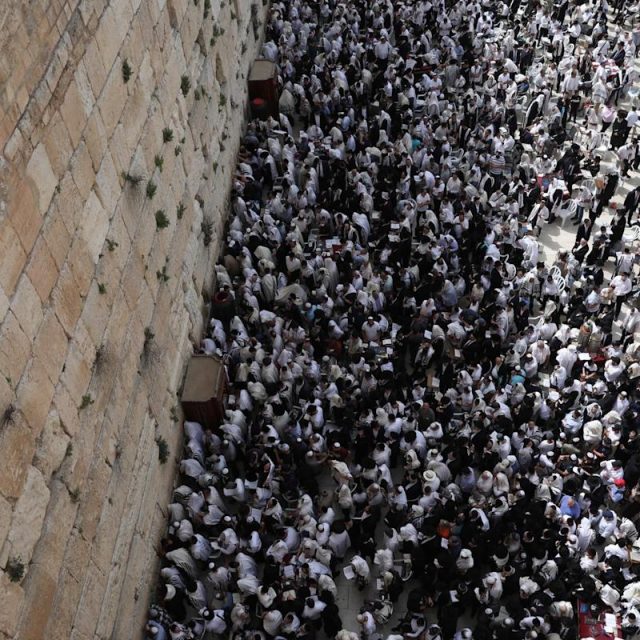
(83, 108), (108, 174)
(53, 384), (81, 439)
(60, 78), (94, 148)
(6, 175), (42, 258)
(98, 58), (128, 137)
(34, 310), (69, 385)
(25, 237), (59, 303)
(71, 560), (107, 638)
(42, 111), (74, 179)
(78, 190), (109, 264)
(0, 220), (27, 296)
(81, 40), (107, 101)
(76, 459), (111, 544)
(0, 311), (32, 387)
(53, 171), (85, 236)
(94, 7), (123, 74)
(66, 233), (96, 297)
(11, 274), (44, 342)
(79, 283), (110, 346)
(44, 569), (80, 640)
(3, 466), (51, 566)
(94, 150), (120, 215)
(60, 341), (92, 405)
(51, 264), (83, 336)
(17, 568), (57, 640)
(17, 357), (57, 437)
(0, 495), (11, 553)
(0, 413), (35, 499)
(33, 411), (71, 482)
(0, 573), (25, 638)
(69, 141), (95, 202)
(26, 142), (57, 216)
(0, 280), (9, 326)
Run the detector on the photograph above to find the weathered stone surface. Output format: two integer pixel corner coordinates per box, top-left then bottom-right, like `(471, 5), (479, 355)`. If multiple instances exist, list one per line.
(69, 141), (95, 201)
(0, 495), (11, 552)
(58, 91), (85, 149)
(17, 357), (57, 437)
(94, 150), (120, 214)
(26, 237), (59, 303)
(0, 283), (9, 326)
(34, 310), (69, 385)
(0, 311), (32, 387)
(11, 274), (44, 342)
(3, 466), (50, 566)
(52, 264), (83, 336)
(0, 573), (25, 637)
(0, 220), (28, 296)
(0, 0), (268, 636)
(42, 111), (74, 179)
(77, 189), (109, 264)
(18, 568), (58, 640)
(34, 411), (71, 482)
(25, 142), (57, 215)
(42, 206), (73, 269)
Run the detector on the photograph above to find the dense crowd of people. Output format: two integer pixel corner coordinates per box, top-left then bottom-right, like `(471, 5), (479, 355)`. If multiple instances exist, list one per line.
(145, 0), (640, 638)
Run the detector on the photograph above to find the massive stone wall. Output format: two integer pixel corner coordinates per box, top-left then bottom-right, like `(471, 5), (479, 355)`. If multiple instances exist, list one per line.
(0, 0), (266, 637)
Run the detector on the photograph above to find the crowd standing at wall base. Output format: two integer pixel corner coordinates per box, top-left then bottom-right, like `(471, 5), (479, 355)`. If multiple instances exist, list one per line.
(146, 0), (640, 638)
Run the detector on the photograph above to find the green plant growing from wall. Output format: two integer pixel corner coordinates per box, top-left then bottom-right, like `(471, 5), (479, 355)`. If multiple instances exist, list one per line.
(219, 93), (227, 108)
(154, 155), (164, 172)
(2, 403), (16, 427)
(155, 210), (170, 229)
(146, 181), (157, 199)
(156, 436), (170, 463)
(6, 558), (25, 583)
(170, 405), (180, 423)
(162, 127), (174, 143)
(201, 219), (214, 246)
(180, 75), (191, 96)
(175, 145), (182, 156)
(156, 263), (170, 282)
(122, 172), (143, 186)
(106, 239), (119, 252)
(141, 327), (157, 368)
(93, 344), (109, 373)
(204, 0), (211, 17)
(79, 394), (94, 411)
(177, 203), (186, 219)
(122, 59), (132, 83)
(144, 328), (155, 348)
(98, 283), (107, 295)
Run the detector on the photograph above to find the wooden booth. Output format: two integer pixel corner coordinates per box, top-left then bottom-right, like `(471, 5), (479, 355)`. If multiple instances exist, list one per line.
(180, 355), (227, 429)
(248, 59), (279, 119)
